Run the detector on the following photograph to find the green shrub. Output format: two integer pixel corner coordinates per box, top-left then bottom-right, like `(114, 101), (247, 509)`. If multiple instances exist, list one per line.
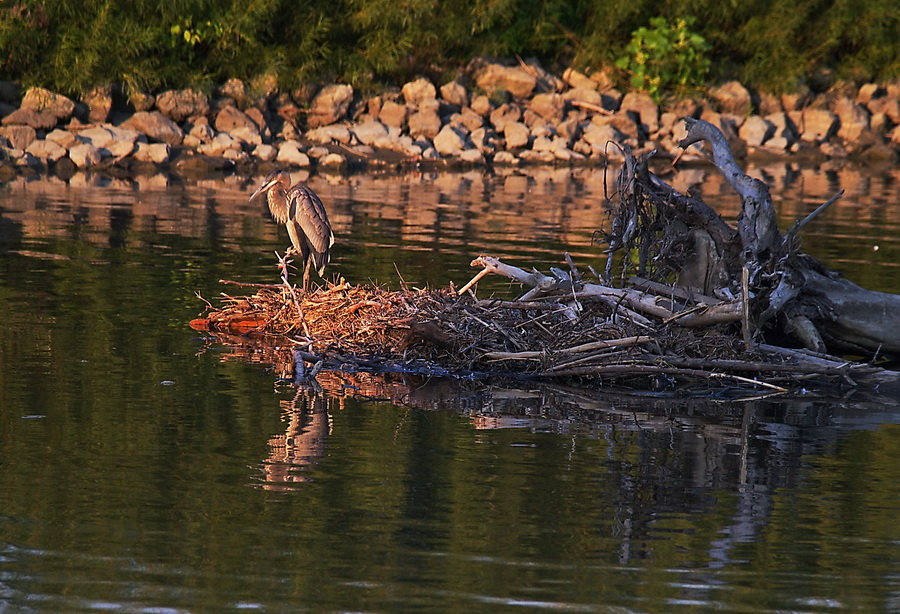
(614, 17), (710, 102)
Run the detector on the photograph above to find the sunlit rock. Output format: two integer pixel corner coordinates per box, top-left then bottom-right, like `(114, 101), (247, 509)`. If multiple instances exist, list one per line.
(276, 140), (311, 166)
(378, 100), (408, 129)
(469, 95), (492, 116)
(529, 93), (564, 124)
(473, 61), (536, 99)
(433, 125), (467, 156)
(833, 96), (870, 143)
(21, 87), (74, 120)
(45, 128), (77, 149)
(402, 77), (437, 107)
(83, 85), (113, 123)
(351, 120), (389, 147)
(1, 108), (57, 130)
(620, 91), (659, 135)
(489, 103), (521, 132)
(253, 143), (277, 162)
(440, 81), (468, 108)
(503, 121), (530, 150)
(793, 108), (838, 143)
(68, 142), (101, 167)
(739, 116), (775, 147)
(120, 111), (184, 146)
(307, 123), (353, 145)
(133, 142), (170, 164)
(307, 84), (354, 129)
(407, 103), (441, 139)
(25, 138), (66, 162)
(0, 124), (37, 149)
(562, 67), (597, 90)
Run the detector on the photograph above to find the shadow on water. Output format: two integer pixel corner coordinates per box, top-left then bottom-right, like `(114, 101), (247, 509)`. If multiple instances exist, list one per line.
(1, 163), (900, 612)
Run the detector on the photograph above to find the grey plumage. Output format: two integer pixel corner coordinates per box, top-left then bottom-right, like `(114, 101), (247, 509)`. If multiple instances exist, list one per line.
(250, 170), (335, 287)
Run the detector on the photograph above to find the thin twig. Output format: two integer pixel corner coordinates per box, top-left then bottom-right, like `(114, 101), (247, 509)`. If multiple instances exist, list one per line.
(788, 190), (844, 238)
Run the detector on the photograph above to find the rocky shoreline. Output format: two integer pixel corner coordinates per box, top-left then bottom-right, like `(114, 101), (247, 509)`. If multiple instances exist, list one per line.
(1, 58), (898, 179)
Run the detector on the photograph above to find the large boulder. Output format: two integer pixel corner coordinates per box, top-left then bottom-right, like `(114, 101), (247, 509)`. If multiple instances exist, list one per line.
(474, 62), (536, 99)
(45, 128), (77, 149)
(407, 101), (441, 139)
(401, 78), (437, 106)
(198, 132), (242, 157)
(0, 125), (37, 150)
(68, 142), (102, 168)
(133, 142), (170, 164)
(793, 108), (838, 142)
(74, 126), (137, 159)
(156, 89), (209, 123)
(561, 67), (598, 90)
(76, 126), (118, 149)
(529, 93), (565, 124)
(738, 115), (775, 147)
(489, 103), (522, 133)
(351, 120), (389, 147)
(21, 87), (75, 120)
(214, 106), (263, 147)
(307, 84), (354, 128)
(120, 111), (184, 146)
(711, 81), (753, 117)
(25, 139), (67, 162)
(581, 121), (625, 152)
(833, 96), (870, 143)
(503, 121), (530, 149)
(276, 140), (311, 166)
(306, 124), (353, 145)
(620, 91), (659, 134)
(562, 87), (604, 109)
(379, 100), (408, 128)
(440, 81), (468, 107)
(1, 108), (57, 130)
(433, 124), (468, 156)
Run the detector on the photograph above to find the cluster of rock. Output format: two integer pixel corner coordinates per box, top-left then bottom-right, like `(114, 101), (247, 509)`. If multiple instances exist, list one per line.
(1, 58), (898, 177)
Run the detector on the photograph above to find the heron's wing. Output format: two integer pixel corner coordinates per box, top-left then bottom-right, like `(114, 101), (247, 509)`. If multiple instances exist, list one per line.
(285, 218), (308, 258)
(288, 185), (335, 272)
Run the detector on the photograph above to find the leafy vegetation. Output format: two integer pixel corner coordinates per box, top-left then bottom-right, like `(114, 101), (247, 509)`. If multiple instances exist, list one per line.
(614, 17), (710, 102)
(0, 0), (896, 99)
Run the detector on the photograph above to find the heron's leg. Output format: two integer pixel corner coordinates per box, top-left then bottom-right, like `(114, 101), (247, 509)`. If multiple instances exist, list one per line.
(302, 259), (312, 291)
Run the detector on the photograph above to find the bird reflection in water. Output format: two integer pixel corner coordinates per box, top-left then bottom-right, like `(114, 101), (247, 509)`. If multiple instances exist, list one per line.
(260, 385), (332, 489)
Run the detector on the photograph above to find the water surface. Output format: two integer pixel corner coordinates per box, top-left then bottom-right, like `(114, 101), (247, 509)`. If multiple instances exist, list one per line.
(1, 163), (899, 612)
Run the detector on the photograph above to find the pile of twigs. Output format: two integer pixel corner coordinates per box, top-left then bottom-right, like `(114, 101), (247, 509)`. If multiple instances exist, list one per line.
(190, 257), (890, 391)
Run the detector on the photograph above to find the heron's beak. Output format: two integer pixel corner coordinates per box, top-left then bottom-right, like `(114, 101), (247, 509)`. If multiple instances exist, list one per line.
(249, 179), (277, 201)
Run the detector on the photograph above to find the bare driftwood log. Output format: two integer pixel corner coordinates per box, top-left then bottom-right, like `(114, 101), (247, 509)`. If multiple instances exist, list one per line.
(620, 118), (900, 356)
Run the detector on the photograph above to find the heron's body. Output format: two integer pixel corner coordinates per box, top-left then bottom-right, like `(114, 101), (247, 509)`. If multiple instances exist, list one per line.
(250, 170), (335, 288)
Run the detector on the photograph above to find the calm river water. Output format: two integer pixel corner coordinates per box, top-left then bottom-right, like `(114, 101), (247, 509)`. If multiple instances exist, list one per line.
(1, 161), (899, 612)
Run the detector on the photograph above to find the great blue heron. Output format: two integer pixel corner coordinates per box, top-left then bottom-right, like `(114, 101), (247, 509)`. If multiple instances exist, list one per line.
(250, 170), (335, 289)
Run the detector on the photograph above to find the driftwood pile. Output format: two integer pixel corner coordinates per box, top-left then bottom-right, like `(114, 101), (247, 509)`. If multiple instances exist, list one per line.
(192, 119), (900, 393)
(190, 261), (891, 393)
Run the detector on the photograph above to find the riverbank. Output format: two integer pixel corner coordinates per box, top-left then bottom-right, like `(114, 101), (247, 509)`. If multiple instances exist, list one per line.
(1, 58), (898, 180)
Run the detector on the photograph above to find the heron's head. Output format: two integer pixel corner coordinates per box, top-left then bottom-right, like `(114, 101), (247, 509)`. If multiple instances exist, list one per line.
(249, 170), (291, 201)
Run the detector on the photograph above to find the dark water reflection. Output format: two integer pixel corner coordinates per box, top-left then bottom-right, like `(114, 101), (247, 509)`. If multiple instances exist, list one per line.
(1, 163), (899, 612)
